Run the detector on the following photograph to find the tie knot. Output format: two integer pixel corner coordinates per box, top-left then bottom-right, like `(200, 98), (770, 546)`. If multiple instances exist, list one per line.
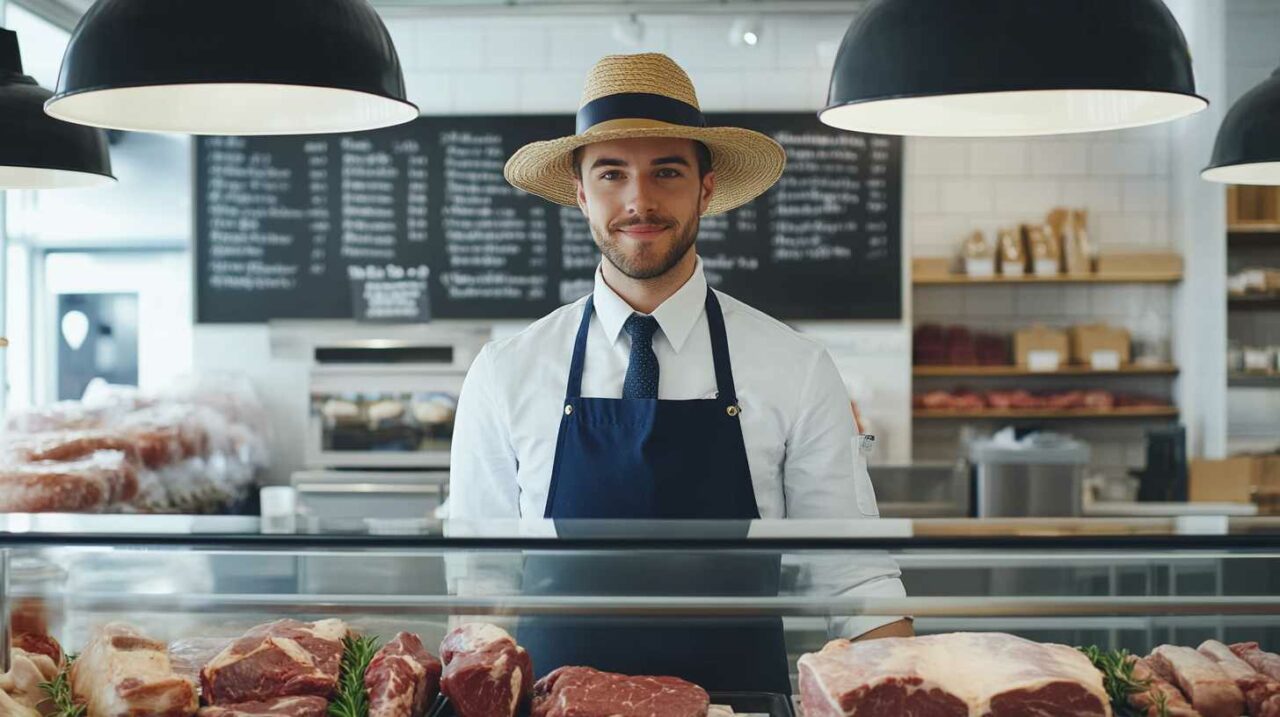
(623, 314), (660, 343)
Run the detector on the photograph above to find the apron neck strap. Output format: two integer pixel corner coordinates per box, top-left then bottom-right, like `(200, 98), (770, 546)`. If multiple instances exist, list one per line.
(565, 288), (739, 403)
(704, 289), (738, 405)
(566, 294), (595, 399)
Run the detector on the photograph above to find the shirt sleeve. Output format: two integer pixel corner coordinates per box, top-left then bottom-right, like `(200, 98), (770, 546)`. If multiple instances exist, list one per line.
(782, 348), (879, 519)
(448, 344), (520, 519)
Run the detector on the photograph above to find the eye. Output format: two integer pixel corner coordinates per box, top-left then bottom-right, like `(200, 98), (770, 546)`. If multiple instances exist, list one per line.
(656, 167), (682, 178)
(598, 170), (623, 181)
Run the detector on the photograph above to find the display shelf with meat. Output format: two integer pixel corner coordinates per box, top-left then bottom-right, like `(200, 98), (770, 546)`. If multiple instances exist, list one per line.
(913, 388), (1176, 420)
(0, 374), (269, 514)
(200, 619), (347, 707)
(439, 624), (532, 717)
(71, 622), (199, 717)
(798, 632), (1110, 717)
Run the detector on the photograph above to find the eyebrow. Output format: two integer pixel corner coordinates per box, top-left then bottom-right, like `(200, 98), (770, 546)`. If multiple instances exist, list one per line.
(588, 155), (692, 171)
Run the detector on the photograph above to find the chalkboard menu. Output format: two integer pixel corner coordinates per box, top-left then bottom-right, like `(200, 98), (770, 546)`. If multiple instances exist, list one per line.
(195, 113), (901, 323)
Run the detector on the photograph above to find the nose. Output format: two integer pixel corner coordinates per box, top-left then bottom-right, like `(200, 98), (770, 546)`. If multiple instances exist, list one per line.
(624, 173), (660, 217)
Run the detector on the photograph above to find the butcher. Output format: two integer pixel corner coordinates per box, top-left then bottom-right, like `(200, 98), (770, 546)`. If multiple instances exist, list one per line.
(449, 52), (912, 695)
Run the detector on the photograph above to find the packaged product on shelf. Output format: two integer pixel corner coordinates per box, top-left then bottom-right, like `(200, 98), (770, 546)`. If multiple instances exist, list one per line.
(997, 227), (1027, 276)
(1027, 223), (1061, 276)
(1014, 325), (1069, 370)
(1069, 323), (1131, 368)
(962, 230), (995, 277)
(1062, 207), (1093, 276)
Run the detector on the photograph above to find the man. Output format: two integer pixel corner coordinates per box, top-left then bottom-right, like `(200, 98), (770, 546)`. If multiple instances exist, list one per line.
(450, 52), (910, 692)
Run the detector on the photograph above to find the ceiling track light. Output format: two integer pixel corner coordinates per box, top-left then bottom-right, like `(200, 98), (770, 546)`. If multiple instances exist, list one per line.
(820, 0), (1206, 137)
(45, 0), (419, 136)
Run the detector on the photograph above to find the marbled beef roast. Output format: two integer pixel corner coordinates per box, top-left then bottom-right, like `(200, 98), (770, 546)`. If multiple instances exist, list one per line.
(531, 666), (710, 717)
(798, 632), (1109, 717)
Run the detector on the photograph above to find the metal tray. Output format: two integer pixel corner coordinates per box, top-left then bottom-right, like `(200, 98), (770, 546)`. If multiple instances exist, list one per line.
(427, 690), (795, 717)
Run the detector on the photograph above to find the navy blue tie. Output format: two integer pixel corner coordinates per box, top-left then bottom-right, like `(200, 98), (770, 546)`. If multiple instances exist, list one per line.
(622, 314), (660, 399)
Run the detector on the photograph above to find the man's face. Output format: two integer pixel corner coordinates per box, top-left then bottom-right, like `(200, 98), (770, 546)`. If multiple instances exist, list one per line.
(574, 137), (715, 280)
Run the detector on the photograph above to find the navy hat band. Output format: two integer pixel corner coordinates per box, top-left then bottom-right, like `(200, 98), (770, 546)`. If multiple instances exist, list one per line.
(576, 92), (706, 134)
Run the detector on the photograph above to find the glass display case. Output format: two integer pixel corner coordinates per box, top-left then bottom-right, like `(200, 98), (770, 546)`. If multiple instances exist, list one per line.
(1, 516), (1278, 713)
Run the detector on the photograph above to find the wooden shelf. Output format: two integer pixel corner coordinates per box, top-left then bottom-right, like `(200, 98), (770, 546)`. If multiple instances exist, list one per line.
(914, 407), (1179, 420)
(1229, 372), (1280, 388)
(1228, 223), (1280, 233)
(913, 364), (1179, 378)
(1229, 294), (1280, 309)
(914, 273), (1182, 286)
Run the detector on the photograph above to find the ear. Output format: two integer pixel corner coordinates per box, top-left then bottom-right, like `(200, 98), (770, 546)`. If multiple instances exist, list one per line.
(575, 177), (588, 214)
(699, 170), (716, 215)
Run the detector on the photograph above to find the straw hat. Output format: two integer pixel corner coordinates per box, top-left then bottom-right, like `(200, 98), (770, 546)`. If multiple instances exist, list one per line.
(504, 53), (786, 216)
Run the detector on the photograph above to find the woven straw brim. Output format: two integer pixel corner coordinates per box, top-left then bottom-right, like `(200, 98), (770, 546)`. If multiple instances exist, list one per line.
(504, 124), (786, 216)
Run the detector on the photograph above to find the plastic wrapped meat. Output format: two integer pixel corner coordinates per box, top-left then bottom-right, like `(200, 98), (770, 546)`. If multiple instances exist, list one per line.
(0, 450), (137, 513)
(71, 622), (198, 717)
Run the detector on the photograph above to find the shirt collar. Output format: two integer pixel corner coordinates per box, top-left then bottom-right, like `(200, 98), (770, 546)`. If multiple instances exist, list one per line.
(592, 256), (708, 354)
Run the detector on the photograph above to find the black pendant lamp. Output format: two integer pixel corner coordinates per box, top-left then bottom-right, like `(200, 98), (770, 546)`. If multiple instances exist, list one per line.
(820, 0), (1207, 137)
(1203, 68), (1280, 184)
(0, 28), (113, 189)
(45, 0), (419, 136)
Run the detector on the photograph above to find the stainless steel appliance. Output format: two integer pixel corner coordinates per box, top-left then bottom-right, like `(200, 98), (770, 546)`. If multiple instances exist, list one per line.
(969, 433), (1090, 517)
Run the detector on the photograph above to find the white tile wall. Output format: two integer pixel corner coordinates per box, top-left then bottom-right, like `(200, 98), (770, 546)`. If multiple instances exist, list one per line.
(372, 12), (1190, 469)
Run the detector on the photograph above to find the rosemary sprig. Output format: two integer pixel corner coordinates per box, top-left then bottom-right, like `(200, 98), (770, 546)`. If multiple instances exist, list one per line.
(38, 652), (85, 717)
(328, 634), (381, 717)
(1078, 645), (1169, 717)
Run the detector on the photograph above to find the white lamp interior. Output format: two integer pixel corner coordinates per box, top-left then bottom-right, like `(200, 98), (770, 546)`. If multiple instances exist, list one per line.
(0, 164), (114, 189)
(820, 89), (1208, 137)
(46, 83), (420, 135)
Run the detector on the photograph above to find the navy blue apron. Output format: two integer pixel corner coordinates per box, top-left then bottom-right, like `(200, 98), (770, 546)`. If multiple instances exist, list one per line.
(519, 288), (791, 695)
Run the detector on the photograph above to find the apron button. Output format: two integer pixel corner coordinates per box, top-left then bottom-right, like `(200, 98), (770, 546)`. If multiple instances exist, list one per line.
(726, 404), (740, 417)
(564, 405), (573, 416)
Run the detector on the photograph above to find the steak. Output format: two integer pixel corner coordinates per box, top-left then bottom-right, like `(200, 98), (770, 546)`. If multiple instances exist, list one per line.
(1148, 645), (1245, 717)
(366, 632), (442, 717)
(1235, 643), (1280, 682)
(1126, 656), (1199, 717)
(440, 624), (532, 717)
(797, 632), (1109, 717)
(1198, 640), (1280, 717)
(200, 619), (347, 705)
(197, 696), (330, 717)
(531, 666), (710, 717)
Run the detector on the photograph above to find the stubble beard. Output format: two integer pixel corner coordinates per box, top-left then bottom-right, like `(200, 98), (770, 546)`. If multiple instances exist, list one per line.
(591, 213), (700, 281)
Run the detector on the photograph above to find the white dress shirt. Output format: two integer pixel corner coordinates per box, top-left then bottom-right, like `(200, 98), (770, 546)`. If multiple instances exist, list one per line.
(449, 256), (881, 521)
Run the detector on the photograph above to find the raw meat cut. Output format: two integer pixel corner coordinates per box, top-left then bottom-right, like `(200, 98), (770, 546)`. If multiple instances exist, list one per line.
(440, 624), (532, 717)
(1, 647), (60, 716)
(1126, 656), (1199, 717)
(1198, 640), (1280, 717)
(71, 622), (198, 717)
(797, 632), (1109, 717)
(1147, 645), (1244, 717)
(531, 666), (710, 717)
(1235, 644), (1280, 682)
(365, 632), (442, 717)
(201, 619), (347, 705)
(196, 696), (330, 717)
